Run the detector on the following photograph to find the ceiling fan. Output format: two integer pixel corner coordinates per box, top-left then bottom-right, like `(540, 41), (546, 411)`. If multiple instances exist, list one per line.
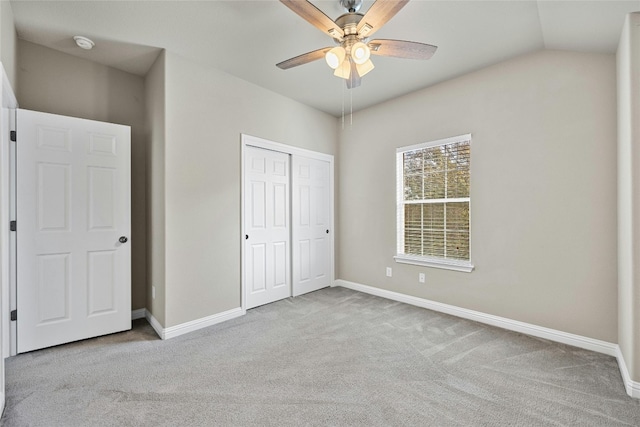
(276, 0), (437, 89)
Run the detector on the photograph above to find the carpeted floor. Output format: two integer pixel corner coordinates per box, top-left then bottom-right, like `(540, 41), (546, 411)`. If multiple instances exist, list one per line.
(2, 286), (640, 426)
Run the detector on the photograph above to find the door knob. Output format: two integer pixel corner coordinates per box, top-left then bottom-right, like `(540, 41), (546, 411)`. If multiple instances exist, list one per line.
(326, 230), (329, 234)
(245, 235), (249, 240)
(119, 236), (128, 243)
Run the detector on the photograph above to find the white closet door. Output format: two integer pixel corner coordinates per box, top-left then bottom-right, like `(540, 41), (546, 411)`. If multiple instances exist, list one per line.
(244, 147), (291, 309)
(292, 156), (331, 296)
(16, 109), (131, 353)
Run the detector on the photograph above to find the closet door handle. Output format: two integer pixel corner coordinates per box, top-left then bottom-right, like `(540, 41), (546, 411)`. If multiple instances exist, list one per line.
(326, 230), (329, 234)
(245, 234), (249, 240)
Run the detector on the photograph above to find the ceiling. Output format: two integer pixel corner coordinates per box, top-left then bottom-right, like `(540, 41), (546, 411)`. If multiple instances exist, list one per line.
(9, 0), (640, 117)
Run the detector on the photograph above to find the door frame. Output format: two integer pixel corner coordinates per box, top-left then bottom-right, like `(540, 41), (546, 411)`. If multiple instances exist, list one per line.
(240, 134), (334, 311)
(1, 64), (17, 359)
(0, 62), (18, 415)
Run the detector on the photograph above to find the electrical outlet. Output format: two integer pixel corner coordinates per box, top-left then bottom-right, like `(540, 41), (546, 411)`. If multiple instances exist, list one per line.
(386, 267), (392, 277)
(419, 273), (425, 283)
(152, 286), (156, 299)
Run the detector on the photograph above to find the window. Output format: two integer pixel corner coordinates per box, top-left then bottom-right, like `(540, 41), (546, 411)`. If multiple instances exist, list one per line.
(395, 134), (473, 272)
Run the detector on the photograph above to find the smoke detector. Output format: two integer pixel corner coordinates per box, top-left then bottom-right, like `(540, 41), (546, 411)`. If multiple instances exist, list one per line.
(73, 36), (94, 50)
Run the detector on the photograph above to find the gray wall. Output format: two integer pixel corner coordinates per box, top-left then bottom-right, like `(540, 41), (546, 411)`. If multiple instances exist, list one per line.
(617, 12), (640, 382)
(0, 0), (16, 89)
(17, 40), (148, 310)
(158, 52), (338, 327)
(338, 50), (618, 343)
(14, 35), (622, 352)
(144, 51), (166, 325)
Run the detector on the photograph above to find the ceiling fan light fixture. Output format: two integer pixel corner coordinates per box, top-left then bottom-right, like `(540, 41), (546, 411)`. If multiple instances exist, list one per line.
(355, 58), (375, 77)
(325, 46), (346, 69)
(276, 0), (436, 90)
(350, 42), (370, 65)
(333, 60), (351, 79)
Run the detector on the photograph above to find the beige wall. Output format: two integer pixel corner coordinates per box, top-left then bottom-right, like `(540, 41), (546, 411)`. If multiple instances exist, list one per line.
(0, 0), (17, 89)
(17, 40), (148, 310)
(338, 50), (618, 343)
(13, 34), (622, 354)
(144, 51), (166, 325)
(159, 52), (338, 327)
(617, 12), (640, 382)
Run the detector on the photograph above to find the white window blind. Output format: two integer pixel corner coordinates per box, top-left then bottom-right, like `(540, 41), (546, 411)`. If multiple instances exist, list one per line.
(395, 134), (473, 272)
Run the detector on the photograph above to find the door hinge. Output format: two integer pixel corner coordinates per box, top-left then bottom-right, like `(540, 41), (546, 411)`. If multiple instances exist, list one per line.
(9, 130), (16, 142)
(9, 220), (16, 231)
(10, 310), (16, 321)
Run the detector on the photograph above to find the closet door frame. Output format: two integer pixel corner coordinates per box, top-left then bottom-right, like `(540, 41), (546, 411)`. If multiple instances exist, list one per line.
(240, 134), (334, 311)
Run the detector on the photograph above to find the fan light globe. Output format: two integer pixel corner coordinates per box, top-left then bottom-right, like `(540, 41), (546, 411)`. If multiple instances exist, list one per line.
(333, 60), (351, 79)
(350, 42), (370, 65)
(355, 59), (375, 77)
(325, 47), (346, 69)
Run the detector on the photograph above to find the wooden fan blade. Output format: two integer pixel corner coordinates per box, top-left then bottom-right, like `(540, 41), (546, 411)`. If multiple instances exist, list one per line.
(356, 0), (409, 38)
(280, 0), (344, 39)
(276, 47), (332, 70)
(346, 60), (362, 89)
(369, 39), (437, 60)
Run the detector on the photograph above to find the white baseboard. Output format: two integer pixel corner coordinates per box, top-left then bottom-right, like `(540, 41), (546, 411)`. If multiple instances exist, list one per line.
(616, 346), (640, 398)
(144, 311), (164, 339)
(131, 308), (146, 320)
(333, 280), (617, 356)
(143, 307), (245, 340)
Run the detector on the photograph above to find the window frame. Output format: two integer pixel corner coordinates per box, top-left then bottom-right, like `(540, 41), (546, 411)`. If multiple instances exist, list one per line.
(394, 134), (474, 273)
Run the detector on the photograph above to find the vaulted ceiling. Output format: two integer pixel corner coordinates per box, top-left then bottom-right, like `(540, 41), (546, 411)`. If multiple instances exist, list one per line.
(10, 1), (639, 116)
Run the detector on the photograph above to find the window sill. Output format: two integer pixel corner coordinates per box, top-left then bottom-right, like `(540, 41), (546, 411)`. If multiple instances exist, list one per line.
(394, 255), (474, 273)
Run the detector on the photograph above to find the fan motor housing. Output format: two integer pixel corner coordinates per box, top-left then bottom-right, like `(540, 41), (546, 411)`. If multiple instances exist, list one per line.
(335, 13), (364, 37)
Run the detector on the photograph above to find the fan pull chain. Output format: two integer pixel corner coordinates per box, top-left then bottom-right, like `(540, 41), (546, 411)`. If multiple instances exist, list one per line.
(350, 86), (353, 126)
(341, 78), (345, 130)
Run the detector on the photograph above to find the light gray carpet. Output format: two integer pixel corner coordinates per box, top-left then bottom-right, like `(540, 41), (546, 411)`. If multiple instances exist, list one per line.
(2, 286), (640, 426)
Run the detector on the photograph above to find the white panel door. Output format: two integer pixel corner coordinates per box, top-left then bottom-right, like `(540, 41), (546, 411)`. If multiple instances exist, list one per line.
(244, 146), (291, 309)
(16, 109), (131, 353)
(292, 156), (331, 296)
